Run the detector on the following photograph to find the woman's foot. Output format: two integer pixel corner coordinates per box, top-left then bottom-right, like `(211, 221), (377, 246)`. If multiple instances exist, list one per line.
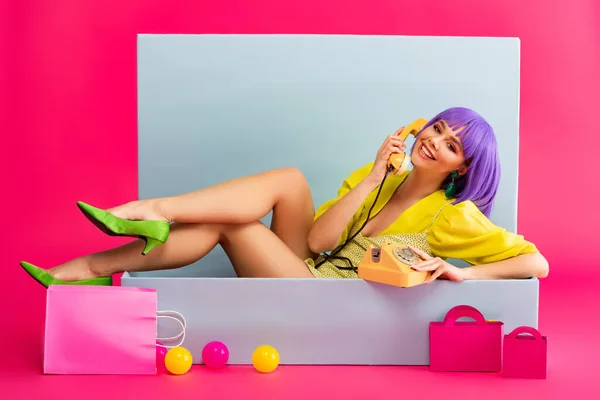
(77, 200), (171, 255)
(20, 259), (112, 288)
(47, 257), (106, 282)
(106, 199), (169, 222)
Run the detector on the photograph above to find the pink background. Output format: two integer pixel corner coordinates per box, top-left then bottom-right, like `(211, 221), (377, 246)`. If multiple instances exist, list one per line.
(3, 0), (599, 398)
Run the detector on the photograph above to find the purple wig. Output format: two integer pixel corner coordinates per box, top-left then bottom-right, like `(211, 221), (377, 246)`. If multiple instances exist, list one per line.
(410, 107), (501, 218)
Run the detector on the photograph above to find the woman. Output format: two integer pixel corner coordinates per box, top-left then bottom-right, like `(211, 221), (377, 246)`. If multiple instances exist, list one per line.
(21, 107), (549, 287)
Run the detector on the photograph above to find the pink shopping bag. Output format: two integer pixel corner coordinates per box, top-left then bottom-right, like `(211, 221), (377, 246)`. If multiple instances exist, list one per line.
(502, 326), (547, 379)
(429, 304), (504, 372)
(44, 285), (186, 375)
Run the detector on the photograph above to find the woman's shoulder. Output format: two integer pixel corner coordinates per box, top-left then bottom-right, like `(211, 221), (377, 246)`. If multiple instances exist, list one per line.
(427, 198), (539, 264)
(442, 198), (484, 216)
(429, 197), (504, 237)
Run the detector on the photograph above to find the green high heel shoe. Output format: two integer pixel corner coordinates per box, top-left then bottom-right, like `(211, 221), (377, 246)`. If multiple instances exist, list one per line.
(20, 261), (113, 288)
(76, 201), (170, 255)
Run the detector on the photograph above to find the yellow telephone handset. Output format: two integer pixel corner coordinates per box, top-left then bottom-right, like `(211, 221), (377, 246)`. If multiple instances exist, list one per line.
(387, 118), (429, 175)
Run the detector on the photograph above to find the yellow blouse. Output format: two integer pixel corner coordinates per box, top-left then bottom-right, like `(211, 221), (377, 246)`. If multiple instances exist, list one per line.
(314, 162), (538, 266)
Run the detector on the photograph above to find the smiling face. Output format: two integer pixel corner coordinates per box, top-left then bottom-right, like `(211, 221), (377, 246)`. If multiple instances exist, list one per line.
(411, 119), (468, 176)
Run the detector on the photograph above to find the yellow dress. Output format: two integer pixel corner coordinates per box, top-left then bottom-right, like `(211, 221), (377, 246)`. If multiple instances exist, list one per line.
(305, 162), (538, 279)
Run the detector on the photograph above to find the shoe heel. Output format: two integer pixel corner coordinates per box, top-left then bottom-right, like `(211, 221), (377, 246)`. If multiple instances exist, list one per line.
(142, 237), (163, 255)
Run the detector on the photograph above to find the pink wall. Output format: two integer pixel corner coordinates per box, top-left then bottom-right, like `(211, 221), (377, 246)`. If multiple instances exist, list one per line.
(3, 0), (598, 316)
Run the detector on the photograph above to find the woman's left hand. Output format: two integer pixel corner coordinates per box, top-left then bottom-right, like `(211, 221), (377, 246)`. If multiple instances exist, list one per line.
(407, 246), (468, 283)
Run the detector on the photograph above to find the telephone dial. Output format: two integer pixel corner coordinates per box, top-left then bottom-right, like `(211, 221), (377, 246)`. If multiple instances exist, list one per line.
(357, 242), (430, 288)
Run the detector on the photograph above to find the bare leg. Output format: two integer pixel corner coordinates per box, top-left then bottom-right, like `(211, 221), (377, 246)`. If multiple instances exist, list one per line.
(106, 167), (314, 227)
(49, 223), (221, 281)
(49, 168), (317, 281)
(50, 221), (313, 280)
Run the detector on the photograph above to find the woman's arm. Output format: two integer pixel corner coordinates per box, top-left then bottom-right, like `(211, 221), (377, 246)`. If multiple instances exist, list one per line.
(307, 176), (379, 254)
(424, 200), (548, 281)
(461, 252), (549, 280)
(308, 132), (407, 254)
(409, 246), (549, 282)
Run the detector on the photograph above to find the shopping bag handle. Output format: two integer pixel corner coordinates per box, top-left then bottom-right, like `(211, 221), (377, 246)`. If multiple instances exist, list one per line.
(506, 326), (544, 340)
(443, 304), (486, 325)
(156, 310), (187, 348)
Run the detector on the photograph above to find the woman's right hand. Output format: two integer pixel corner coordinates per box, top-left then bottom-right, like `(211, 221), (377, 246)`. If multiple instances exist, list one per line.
(367, 127), (407, 182)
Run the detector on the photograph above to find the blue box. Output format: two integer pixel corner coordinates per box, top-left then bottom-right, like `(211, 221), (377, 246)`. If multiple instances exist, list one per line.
(122, 34), (539, 365)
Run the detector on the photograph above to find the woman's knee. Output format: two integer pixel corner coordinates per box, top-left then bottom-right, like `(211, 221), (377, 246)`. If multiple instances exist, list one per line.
(274, 167), (310, 196)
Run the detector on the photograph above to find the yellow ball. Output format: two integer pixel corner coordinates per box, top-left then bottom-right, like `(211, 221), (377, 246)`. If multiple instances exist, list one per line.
(165, 346), (193, 375)
(252, 345), (280, 373)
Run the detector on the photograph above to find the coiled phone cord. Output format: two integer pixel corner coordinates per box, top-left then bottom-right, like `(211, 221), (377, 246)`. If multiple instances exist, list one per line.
(313, 165), (394, 271)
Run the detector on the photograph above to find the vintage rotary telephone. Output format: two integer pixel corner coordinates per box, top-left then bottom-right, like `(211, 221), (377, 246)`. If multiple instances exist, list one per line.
(357, 242), (431, 288)
(314, 118), (431, 288)
(357, 117), (431, 288)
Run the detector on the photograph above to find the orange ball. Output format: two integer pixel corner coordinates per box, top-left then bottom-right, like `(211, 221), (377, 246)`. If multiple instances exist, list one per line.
(252, 345), (280, 373)
(165, 346), (193, 375)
